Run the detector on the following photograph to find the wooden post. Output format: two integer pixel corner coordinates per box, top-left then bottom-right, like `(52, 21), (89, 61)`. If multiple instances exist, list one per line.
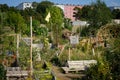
(69, 47), (71, 60)
(92, 48), (95, 56)
(69, 38), (71, 60)
(16, 34), (19, 66)
(30, 17), (33, 77)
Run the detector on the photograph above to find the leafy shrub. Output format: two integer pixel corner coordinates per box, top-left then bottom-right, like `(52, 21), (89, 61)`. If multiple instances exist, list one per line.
(104, 39), (120, 80)
(50, 55), (61, 66)
(83, 59), (112, 80)
(0, 64), (6, 80)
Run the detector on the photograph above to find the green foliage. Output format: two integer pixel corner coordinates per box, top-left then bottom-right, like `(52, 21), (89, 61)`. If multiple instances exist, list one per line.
(59, 53), (68, 66)
(51, 55), (61, 66)
(83, 24), (120, 80)
(64, 18), (72, 30)
(33, 60), (51, 71)
(49, 6), (64, 46)
(33, 60), (52, 80)
(0, 4), (18, 13)
(112, 9), (120, 19)
(73, 5), (92, 21)
(32, 19), (40, 35)
(0, 4), (9, 12)
(36, 1), (54, 23)
(97, 24), (120, 39)
(34, 70), (53, 80)
(1, 35), (17, 57)
(32, 19), (40, 28)
(75, 0), (112, 36)
(50, 6), (64, 25)
(36, 1), (54, 14)
(9, 7), (18, 13)
(89, 0), (112, 27)
(19, 8), (41, 24)
(104, 39), (120, 80)
(6, 11), (27, 33)
(84, 59), (112, 80)
(0, 12), (9, 32)
(80, 26), (89, 37)
(19, 42), (30, 69)
(35, 27), (48, 36)
(81, 5), (91, 20)
(40, 49), (56, 61)
(0, 64), (6, 80)
(73, 7), (82, 20)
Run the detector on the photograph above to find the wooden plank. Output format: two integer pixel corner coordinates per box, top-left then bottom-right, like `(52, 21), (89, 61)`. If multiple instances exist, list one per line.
(6, 71), (28, 77)
(6, 67), (28, 77)
(61, 60), (97, 73)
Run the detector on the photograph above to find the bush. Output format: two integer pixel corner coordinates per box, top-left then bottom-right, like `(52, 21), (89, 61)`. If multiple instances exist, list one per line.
(0, 64), (6, 80)
(50, 55), (61, 66)
(104, 39), (120, 80)
(83, 59), (112, 80)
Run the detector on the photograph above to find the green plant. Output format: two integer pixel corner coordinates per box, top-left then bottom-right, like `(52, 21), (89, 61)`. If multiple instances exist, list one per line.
(50, 55), (61, 66)
(0, 64), (6, 80)
(104, 39), (120, 80)
(84, 59), (112, 80)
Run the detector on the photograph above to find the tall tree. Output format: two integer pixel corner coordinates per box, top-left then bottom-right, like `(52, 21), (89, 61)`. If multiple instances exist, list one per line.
(0, 4), (9, 12)
(73, 7), (82, 20)
(81, 5), (91, 20)
(6, 11), (27, 33)
(80, 0), (112, 36)
(49, 6), (64, 46)
(36, 1), (54, 23)
(112, 9), (120, 19)
(89, 0), (112, 28)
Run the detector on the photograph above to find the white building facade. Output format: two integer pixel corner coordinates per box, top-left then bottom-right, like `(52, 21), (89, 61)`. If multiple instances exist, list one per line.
(16, 2), (33, 10)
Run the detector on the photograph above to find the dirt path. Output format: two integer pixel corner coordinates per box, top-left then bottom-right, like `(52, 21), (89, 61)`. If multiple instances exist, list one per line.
(52, 66), (70, 80)
(52, 66), (85, 80)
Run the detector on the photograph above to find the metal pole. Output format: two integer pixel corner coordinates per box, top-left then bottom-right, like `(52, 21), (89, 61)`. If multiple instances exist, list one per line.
(30, 16), (33, 77)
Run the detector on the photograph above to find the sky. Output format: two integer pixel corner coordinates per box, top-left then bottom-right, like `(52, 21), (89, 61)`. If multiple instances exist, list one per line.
(0, 0), (120, 7)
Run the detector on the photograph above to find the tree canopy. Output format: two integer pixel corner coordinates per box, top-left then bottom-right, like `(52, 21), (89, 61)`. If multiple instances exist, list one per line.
(6, 11), (27, 33)
(76, 0), (112, 36)
(36, 1), (54, 23)
(73, 7), (82, 20)
(49, 6), (64, 46)
(112, 9), (120, 19)
(89, 0), (112, 27)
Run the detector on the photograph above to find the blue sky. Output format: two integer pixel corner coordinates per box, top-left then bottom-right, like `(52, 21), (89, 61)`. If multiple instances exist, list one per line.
(0, 0), (120, 7)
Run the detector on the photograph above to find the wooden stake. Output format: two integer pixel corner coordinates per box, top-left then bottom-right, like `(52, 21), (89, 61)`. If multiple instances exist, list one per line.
(30, 17), (33, 77)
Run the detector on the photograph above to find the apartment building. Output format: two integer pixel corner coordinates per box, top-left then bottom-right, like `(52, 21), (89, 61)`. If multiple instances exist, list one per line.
(16, 2), (33, 10)
(56, 4), (83, 21)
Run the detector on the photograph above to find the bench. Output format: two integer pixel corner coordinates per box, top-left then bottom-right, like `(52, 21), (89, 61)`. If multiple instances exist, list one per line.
(6, 67), (29, 80)
(62, 60), (97, 73)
